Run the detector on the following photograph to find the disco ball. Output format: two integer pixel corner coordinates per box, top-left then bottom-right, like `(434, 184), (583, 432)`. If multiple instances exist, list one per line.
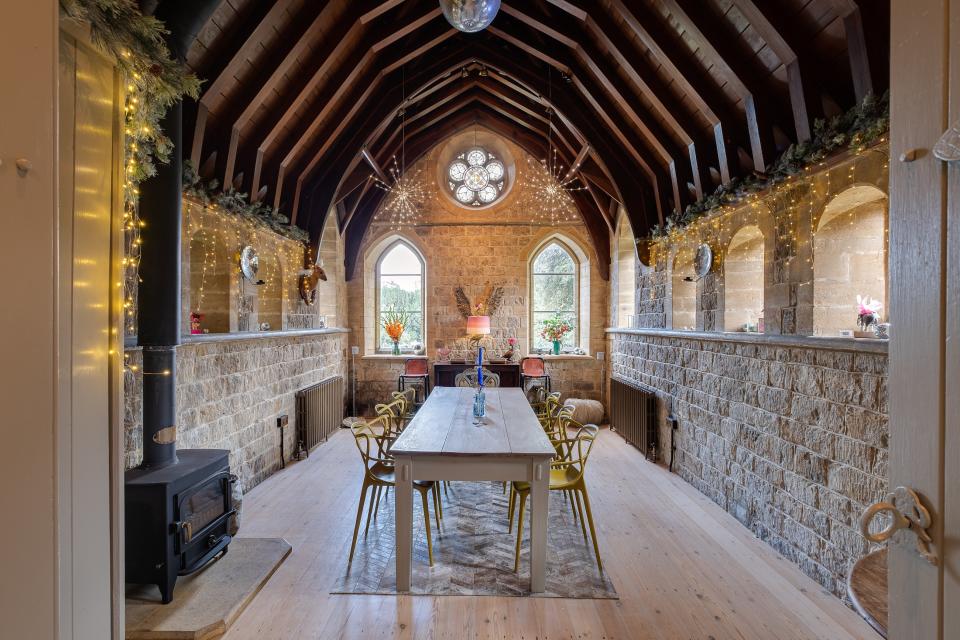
(439, 0), (501, 33)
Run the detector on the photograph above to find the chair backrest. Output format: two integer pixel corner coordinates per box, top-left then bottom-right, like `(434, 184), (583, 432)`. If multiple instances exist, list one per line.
(554, 416), (599, 482)
(375, 398), (407, 436)
(392, 387), (416, 409)
(454, 368), (501, 388)
(351, 416), (393, 480)
(521, 357), (546, 376)
(404, 358), (428, 375)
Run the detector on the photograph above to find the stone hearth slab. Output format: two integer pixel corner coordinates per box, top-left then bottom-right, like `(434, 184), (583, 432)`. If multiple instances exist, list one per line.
(125, 537), (291, 640)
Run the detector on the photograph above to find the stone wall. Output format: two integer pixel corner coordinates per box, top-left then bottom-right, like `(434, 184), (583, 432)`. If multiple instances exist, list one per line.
(609, 329), (887, 598)
(347, 129), (608, 413)
(124, 330), (348, 489)
(639, 145), (888, 337)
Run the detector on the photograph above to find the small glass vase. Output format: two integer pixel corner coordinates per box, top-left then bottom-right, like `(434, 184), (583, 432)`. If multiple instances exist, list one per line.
(472, 388), (486, 424)
(391, 340), (400, 356)
(552, 340), (561, 355)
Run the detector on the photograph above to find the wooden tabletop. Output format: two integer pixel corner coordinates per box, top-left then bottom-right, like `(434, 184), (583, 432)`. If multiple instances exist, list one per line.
(391, 387), (555, 458)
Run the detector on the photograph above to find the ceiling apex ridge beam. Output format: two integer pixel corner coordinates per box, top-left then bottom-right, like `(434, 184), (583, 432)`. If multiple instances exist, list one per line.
(189, 0), (297, 168)
(728, 0), (811, 142)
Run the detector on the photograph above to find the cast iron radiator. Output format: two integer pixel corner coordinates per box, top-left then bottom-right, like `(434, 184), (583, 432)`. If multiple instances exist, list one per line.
(295, 376), (344, 455)
(609, 377), (659, 460)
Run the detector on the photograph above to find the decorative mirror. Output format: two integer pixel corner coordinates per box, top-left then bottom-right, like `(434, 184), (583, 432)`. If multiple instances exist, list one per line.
(239, 246), (260, 282)
(694, 243), (713, 279)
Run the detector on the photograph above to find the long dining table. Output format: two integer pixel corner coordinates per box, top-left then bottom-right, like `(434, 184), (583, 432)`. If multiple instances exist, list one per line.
(390, 386), (556, 592)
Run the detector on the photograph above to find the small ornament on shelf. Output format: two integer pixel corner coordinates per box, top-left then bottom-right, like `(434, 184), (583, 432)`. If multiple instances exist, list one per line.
(856, 295), (883, 338)
(502, 336), (518, 361)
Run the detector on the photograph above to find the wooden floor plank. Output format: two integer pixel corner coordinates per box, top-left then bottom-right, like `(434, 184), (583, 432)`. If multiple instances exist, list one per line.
(223, 427), (876, 640)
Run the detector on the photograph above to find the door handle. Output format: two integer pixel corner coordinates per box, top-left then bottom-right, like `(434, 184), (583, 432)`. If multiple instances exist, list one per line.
(860, 486), (937, 566)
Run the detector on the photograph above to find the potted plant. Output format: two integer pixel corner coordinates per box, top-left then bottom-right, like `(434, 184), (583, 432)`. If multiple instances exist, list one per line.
(382, 306), (410, 355)
(540, 316), (573, 355)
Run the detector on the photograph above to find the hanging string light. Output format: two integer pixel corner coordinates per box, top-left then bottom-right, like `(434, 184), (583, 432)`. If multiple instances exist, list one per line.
(373, 67), (429, 229)
(520, 67), (586, 225)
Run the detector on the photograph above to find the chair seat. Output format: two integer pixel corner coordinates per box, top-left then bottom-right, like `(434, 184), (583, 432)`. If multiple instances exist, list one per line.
(513, 467), (580, 492)
(370, 462), (433, 488)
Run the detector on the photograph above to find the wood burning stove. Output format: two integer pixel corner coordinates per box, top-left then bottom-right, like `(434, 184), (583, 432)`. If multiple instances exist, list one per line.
(125, 449), (234, 603)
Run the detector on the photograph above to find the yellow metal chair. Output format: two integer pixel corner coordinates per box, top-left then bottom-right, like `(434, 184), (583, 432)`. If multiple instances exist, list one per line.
(348, 416), (441, 566)
(507, 419), (602, 572)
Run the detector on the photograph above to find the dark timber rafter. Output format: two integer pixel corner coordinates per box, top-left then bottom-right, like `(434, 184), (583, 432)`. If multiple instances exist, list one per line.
(182, 0), (887, 278)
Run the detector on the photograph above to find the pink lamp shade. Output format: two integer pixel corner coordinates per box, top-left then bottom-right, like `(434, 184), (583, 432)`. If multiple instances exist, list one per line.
(466, 315), (491, 336)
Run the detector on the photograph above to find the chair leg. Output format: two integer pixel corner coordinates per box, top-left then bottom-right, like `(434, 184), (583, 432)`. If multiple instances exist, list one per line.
(513, 491), (528, 572)
(349, 481), (369, 563)
(419, 489), (434, 566)
(507, 484), (517, 532)
(431, 484), (442, 530)
(573, 489), (588, 543)
(364, 484), (379, 537)
(373, 485), (382, 519)
(579, 485), (602, 571)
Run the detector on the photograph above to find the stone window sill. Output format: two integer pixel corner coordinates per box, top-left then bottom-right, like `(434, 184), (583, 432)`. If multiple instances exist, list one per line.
(362, 354), (428, 361)
(537, 354), (594, 361)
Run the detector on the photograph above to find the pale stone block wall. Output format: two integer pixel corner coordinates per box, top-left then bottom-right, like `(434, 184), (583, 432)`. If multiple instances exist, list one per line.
(346, 132), (609, 413)
(610, 330), (887, 597)
(124, 331), (347, 489)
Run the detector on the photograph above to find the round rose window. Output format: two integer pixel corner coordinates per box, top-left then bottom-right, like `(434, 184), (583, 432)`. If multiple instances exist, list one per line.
(447, 147), (506, 207)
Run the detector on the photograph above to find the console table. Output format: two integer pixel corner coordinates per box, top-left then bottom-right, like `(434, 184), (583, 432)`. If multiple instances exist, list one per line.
(433, 362), (521, 387)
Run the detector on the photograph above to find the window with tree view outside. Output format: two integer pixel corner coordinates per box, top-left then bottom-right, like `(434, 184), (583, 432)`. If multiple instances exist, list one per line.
(377, 242), (424, 352)
(531, 241), (578, 350)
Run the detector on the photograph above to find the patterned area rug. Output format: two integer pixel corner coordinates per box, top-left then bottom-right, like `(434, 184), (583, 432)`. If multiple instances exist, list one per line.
(331, 481), (618, 598)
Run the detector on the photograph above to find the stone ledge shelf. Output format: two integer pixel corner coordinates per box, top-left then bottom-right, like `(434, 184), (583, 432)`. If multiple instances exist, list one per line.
(179, 327), (350, 345)
(605, 327), (888, 355)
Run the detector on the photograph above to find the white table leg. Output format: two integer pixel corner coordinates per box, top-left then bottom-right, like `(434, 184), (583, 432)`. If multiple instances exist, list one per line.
(395, 456), (413, 592)
(529, 458), (549, 592)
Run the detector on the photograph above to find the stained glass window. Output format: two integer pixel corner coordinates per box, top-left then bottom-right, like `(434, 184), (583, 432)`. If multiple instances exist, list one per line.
(447, 147), (506, 206)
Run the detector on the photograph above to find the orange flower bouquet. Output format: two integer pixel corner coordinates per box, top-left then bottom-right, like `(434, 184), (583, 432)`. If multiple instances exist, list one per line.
(381, 306), (410, 355)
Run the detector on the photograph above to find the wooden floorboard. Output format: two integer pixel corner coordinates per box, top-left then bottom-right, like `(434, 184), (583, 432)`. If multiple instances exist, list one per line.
(224, 427), (876, 640)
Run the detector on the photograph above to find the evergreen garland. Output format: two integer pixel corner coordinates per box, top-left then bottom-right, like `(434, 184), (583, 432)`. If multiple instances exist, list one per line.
(184, 162), (309, 244)
(650, 91), (889, 239)
(60, 0), (201, 201)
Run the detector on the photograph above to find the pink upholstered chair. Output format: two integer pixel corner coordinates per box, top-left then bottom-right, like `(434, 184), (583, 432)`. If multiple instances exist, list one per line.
(398, 358), (430, 404)
(520, 357), (551, 393)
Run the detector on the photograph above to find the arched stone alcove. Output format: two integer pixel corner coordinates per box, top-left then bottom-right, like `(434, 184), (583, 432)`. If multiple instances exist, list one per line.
(813, 185), (888, 335)
(723, 225), (765, 332)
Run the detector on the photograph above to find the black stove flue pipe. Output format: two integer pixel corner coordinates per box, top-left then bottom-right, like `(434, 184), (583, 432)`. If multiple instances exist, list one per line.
(137, 0), (221, 468)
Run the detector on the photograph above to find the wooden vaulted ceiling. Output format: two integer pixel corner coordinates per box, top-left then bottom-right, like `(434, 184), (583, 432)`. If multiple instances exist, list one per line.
(182, 0), (889, 278)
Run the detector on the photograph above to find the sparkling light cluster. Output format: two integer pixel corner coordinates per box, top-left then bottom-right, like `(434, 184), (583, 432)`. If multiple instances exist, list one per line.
(520, 147), (586, 225)
(373, 156), (430, 229)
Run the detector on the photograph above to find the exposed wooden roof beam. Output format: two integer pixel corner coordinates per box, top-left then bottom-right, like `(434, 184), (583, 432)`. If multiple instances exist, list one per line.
(730, 0), (811, 142)
(661, 0), (777, 172)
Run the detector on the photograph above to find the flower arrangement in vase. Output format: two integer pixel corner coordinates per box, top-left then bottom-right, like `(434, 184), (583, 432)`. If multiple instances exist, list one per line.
(856, 295), (883, 337)
(501, 336), (518, 361)
(540, 316), (573, 355)
(381, 306), (410, 355)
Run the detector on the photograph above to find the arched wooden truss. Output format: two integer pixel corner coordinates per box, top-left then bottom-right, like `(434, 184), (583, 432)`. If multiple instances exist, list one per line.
(182, 0), (888, 279)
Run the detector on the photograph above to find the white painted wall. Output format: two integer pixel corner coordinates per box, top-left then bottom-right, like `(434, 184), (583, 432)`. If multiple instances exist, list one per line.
(0, 2), (60, 637)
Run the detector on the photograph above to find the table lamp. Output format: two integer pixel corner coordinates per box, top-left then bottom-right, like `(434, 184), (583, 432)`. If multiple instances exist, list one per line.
(466, 315), (490, 360)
